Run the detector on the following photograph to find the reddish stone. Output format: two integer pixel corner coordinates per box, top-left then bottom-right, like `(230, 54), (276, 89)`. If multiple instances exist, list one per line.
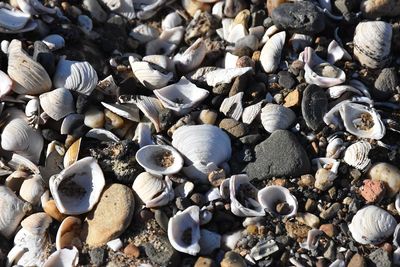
(360, 179), (386, 203)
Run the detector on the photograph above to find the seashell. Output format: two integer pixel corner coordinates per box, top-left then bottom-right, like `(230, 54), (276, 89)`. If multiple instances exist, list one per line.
(143, 55), (175, 73)
(300, 229), (324, 251)
(229, 174), (265, 217)
(187, 66), (218, 84)
(242, 101), (263, 124)
(49, 157), (105, 215)
(107, 238), (123, 251)
(353, 21), (392, 69)
(327, 40), (351, 64)
(146, 38), (177, 56)
(326, 85), (363, 99)
(219, 92), (244, 121)
(154, 77), (209, 115)
(53, 57), (98, 96)
(42, 34), (65, 50)
(133, 122), (154, 148)
(56, 216), (82, 250)
(325, 136), (345, 159)
(260, 31), (286, 73)
(339, 102), (385, 140)
(129, 58), (173, 90)
(8, 153), (40, 175)
(63, 138), (81, 168)
(132, 172), (174, 208)
(135, 145), (184, 176)
(102, 102), (140, 122)
(212, 1), (224, 18)
(258, 185), (298, 217)
(159, 26), (185, 45)
(348, 79), (372, 99)
(368, 162), (400, 197)
(0, 70), (13, 98)
(100, 0), (135, 19)
(0, 186), (31, 238)
(174, 181), (194, 198)
(19, 174), (45, 205)
(41, 191), (66, 222)
(162, 11), (182, 30)
(349, 205), (396, 244)
(226, 23), (248, 43)
(8, 39), (52, 95)
(260, 103), (296, 133)
(42, 247), (79, 267)
(1, 118), (43, 164)
(129, 24), (159, 44)
(61, 114), (84, 135)
(5, 170), (27, 192)
(25, 97), (40, 121)
(136, 0), (170, 20)
(78, 15), (93, 32)
(289, 33), (313, 53)
(20, 212), (52, 236)
(343, 141), (372, 171)
(206, 67), (252, 87)
(172, 125), (231, 183)
(86, 128), (120, 142)
(96, 75), (119, 96)
(174, 38), (206, 73)
(15, 0), (56, 15)
(39, 88), (75, 121)
(301, 47), (346, 87)
(0, 7), (30, 30)
(168, 205), (201, 255)
(83, 106), (104, 129)
(224, 52), (239, 69)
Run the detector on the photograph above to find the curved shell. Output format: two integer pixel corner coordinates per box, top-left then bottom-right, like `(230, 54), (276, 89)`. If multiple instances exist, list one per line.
(101, 102), (140, 122)
(132, 172), (174, 208)
(242, 101), (263, 124)
(42, 34), (65, 50)
(343, 141), (372, 171)
(168, 205), (201, 255)
(162, 11), (182, 30)
(53, 57), (98, 96)
(39, 88), (75, 121)
(325, 136), (345, 159)
(129, 24), (159, 44)
(143, 55), (175, 72)
(20, 212), (52, 236)
(129, 58), (173, 89)
(260, 104), (296, 133)
(135, 145), (184, 176)
(174, 38), (206, 73)
(353, 21), (392, 69)
(326, 85), (363, 99)
(19, 174), (45, 205)
(349, 205), (396, 244)
(327, 40), (351, 64)
(43, 247), (79, 267)
(0, 70), (13, 98)
(258, 185), (298, 217)
(260, 31), (286, 73)
(0, 7), (30, 30)
(61, 114), (84, 135)
(63, 138), (81, 168)
(1, 118), (43, 164)
(205, 67), (252, 87)
(49, 157), (105, 215)
(100, 0), (135, 19)
(7, 39), (52, 95)
(56, 216), (82, 250)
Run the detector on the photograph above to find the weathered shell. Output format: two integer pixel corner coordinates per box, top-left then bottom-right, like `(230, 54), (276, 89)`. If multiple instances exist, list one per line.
(20, 212), (52, 236)
(368, 163), (400, 197)
(343, 141), (372, 171)
(325, 136), (345, 159)
(49, 157), (105, 215)
(15, 0), (56, 15)
(63, 138), (81, 168)
(42, 34), (65, 50)
(101, 102), (140, 122)
(353, 21), (392, 69)
(219, 92), (244, 121)
(53, 57), (98, 96)
(326, 85), (363, 99)
(0, 7), (30, 30)
(300, 229), (323, 250)
(146, 38), (177, 56)
(174, 38), (206, 73)
(0, 70), (13, 98)
(61, 114), (84, 135)
(19, 174), (45, 205)
(162, 11), (183, 30)
(133, 122), (154, 148)
(129, 58), (173, 89)
(56, 216), (82, 250)
(129, 24), (159, 44)
(260, 103), (296, 133)
(327, 40), (351, 64)
(160, 26), (185, 45)
(143, 55), (175, 72)
(205, 67), (252, 87)
(100, 0), (135, 19)
(168, 205), (201, 255)
(258, 185), (298, 217)
(242, 101), (263, 124)
(260, 31), (286, 73)
(39, 88), (75, 121)
(348, 205), (396, 244)
(42, 247), (79, 267)
(86, 128), (120, 142)
(8, 39), (52, 95)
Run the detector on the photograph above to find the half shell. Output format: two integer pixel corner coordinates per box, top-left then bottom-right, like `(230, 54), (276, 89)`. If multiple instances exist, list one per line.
(174, 38), (206, 73)
(56, 216), (82, 250)
(42, 247), (79, 267)
(0, 7), (30, 31)
(39, 88), (75, 121)
(260, 31), (286, 73)
(258, 185), (298, 217)
(19, 174), (45, 205)
(260, 104), (296, 133)
(343, 141), (372, 171)
(129, 57), (173, 90)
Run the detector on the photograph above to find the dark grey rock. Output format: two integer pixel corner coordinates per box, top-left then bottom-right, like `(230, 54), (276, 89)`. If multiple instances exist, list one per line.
(246, 130), (311, 179)
(144, 236), (180, 266)
(235, 35), (259, 51)
(278, 71), (296, 89)
(368, 248), (391, 267)
(323, 241), (336, 261)
(33, 41), (55, 76)
(175, 197), (191, 210)
(89, 247), (106, 266)
(301, 84), (328, 131)
(239, 134), (264, 145)
(224, 0), (248, 18)
(154, 209), (169, 232)
(373, 68), (399, 100)
(271, 1), (326, 35)
(252, 9), (267, 27)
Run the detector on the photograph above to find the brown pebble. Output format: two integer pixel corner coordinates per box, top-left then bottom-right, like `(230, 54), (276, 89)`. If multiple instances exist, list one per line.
(272, 178), (287, 187)
(246, 224), (258, 235)
(276, 202), (291, 215)
(190, 193), (206, 206)
(381, 242), (393, 253)
(198, 109), (218, 125)
(236, 56), (255, 69)
(220, 251), (247, 267)
(305, 198), (317, 212)
(104, 109), (124, 129)
(285, 221), (311, 239)
(283, 89), (301, 108)
(360, 179), (386, 203)
(219, 118), (248, 138)
(348, 253), (367, 267)
(194, 256), (217, 267)
(319, 224), (337, 238)
(123, 243), (140, 258)
(208, 169), (226, 187)
(298, 174), (315, 187)
(252, 51), (261, 62)
(267, 0), (288, 16)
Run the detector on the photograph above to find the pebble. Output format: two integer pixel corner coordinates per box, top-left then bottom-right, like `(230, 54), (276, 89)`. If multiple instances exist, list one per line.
(314, 168), (334, 191)
(319, 224), (337, 238)
(81, 184), (135, 247)
(236, 56), (255, 69)
(144, 236), (180, 266)
(285, 221), (310, 239)
(301, 84), (328, 131)
(220, 251), (247, 267)
(323, 241), (336, 261)
(84, 107), (105, 128)
(219, 118), (248, 138)
(283, 89), (301, 108)
(361, 0), (400, 18)
(198, 109), (218, 125)
(348, 253), (367, 267)
(175, 197), (192, 210)
(360, 179), (386, 203)
(298, 174), (315, 187)
(368, 248), (392, 267)
(123, 243), (140, 258)
(246, 130), (311, 179)
(278, 71), (296, 89)
(271, 1), (326, 35)
(33, 41), (56, 76)
(194, 257), (217, 267)
(368, 162), (400, 197)
(190, 193), (206, 207)
(208, 169), (226, 187)
(305, 198), (317, 212)
(154, 209), (169, 232)
(373, 68), (399, 100)
(319, 203), (341, 220)
(235, 35), (259, 51)
(89, 247), (106, 266)
(296, 212), (320, 228)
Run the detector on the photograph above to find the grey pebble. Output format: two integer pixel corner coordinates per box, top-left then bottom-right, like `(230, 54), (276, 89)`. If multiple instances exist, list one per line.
(368, 248), (392, 267)
(301, 84), (328, 131)
(89, 247), (106, 266)
(319, 203), (341, 220)
(373, 68), (399, 100)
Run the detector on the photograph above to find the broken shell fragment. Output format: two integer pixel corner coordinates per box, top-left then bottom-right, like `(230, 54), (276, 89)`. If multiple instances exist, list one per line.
(129, 57), (173, 89)
(174, 38), (206, 73)
(219, 92), (244, 121)
(42, 247), (79, 267)
(56, 216), (82, 250)
(0, 7), (31, 31)
(258, 185), (298, 217)
(19, 174), (45, 205)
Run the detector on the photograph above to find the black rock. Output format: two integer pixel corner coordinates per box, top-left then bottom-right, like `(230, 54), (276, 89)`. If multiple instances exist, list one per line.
(278, 71), (296, 89)
(271, 1), (326, 35)
(33, 41), (55, 76)
(373, 68), (399, 100)
(246, 130), (311, 179)
(252, 9), (267, 27)
(301, 84), (328, 131)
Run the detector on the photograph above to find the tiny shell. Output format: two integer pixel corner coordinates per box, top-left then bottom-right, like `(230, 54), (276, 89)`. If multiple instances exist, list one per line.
(260, 31), (286, 73)
(325, 137), (345, 159)
(260, 103), (296, 133)
(258, 185), (298, 217)
(343, 141), (372, 171)
(327, 40), (351, 64)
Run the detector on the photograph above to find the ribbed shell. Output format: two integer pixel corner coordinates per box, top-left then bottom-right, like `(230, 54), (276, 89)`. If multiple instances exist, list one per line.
(260, 104), (296, 133)
(130, 59), (173, 90)
(39, 88), (75, 121)
(343, 141), (372, 171)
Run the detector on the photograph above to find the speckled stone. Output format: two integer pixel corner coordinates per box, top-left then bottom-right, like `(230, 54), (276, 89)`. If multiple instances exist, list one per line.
(220, 251), (247, 267)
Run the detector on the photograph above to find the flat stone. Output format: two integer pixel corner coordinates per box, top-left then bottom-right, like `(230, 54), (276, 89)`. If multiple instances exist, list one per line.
(81, 183), (135, 247)
(271, 1), (325, 35)
(284, 89), (301, 108)
(219, 118), (248, 138)
(373, 68), (399, 100)
(361, 0), (400, 18)
(368, 248), (392, 267)
(301, 84), (328, 131)
(296, 212), (320, 228)
(246, 130), (311, 179)
(323, 241), (336, 261)
(220, 251), (247, 267)
(278, 71), (296, 89)
(89, 247), (106, 266)
(348, 253), (367, 267)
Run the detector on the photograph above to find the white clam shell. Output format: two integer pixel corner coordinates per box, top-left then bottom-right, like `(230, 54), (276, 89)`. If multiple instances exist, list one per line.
(129, 58), (173, 89)
(53, 57), (98, 96)
(162, 11), (182, 30)
(327, 40), (351, 64)
(168, 205), (201, 255)
(343, 141), (372, 171)
(242, 101), (263, 124)
(129, 24), (159, 44)
(132, 172), (174, 208)
(42, 34), (65, 50)
(42, 247), (79, 267)
(260, 103), (296, 133)
(20, 212), (52, 236)
(39, 88), (76, 121)
(260, 31), (286, 73)
(0, 7), (30, 30)
(49, 157), (105, 215)
(61, 114), (84, 135)
(174, 38), (206, 73)
(101, 101), (140, 122)
(133, 122), (154, 148)
(326, 85), (363, 99)
(205, 67), (253, 87)
(159, 26), (185, 45)
(154, 77), (209, 115)
(199, 229), (221, 255)
(143, 55), (175, 72)
(25, 98), (40, 117)
(19, 174), (45, 205)
(224, 52), (239, 69)
(325, 137), (345, 159)
(300, 229), (323, 250)
(0, 69), (13, 98)
(86, 128), (120, 142)
(349, 205), (396, 244)
(8, 39), (52, 95)
(56, 216), (82, 250)
(219, 92), (244, 121)
(146, 38), (177, 56)
(353, 21), (392, 69)
(258, 185), (298, 217)
(135, 145), (184, 176)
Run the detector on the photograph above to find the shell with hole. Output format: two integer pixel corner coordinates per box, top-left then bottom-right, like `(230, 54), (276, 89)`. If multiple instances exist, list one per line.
(132, 172), (174, 208)
(172, 125), (231, 183)
(7, 39), (52, 95)
(343, 141), (372, 171)
(260, 31), (286, 73)
(258, 185), (298, 218)
(129, 57), (173, 89)
(260, 103), (296, 133)
(168, 205), (201, 255)
(174, 38), (206, 73)
(39, 88), (76, 121)
(49, 157), (105, 215)
(135, 145), (184, 176)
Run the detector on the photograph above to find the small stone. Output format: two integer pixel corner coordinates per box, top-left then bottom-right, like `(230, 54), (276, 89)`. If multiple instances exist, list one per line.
(298, 174), (315, 187)
(301, 84), (328, 131)
(154, 209), (169, 232)
(360, 179), (386, 203)
(144, 236), (180, 266)
(220, 251), (247, 267)
(235, 35), (259, 51)
(319, 224), (337, 238)
(190, 193), (206, 207)
(373, 68), (399, 100)
(198, 109), (218, 125)
(84, 107), (105, 128)
(285, 221), (310, 239)
(252, 50), (261, 62)
(283, 89), (301, 108)
(314, 168), (334, 191)
(319, 203), (341, 220)
(176, 197), (192, 210)
(219, 118), (248, 138)
(104, 109), (124, 129)
(224, 0), (248, 18)
(213, 83), (231, 95)
(296, 212), (320, 228)
(368, 248), (392, 267)
(229, 73), (249, 96)
(89, 247), (106, 266)
(316, 258), (330, 267)
(305, 198), (317, 212)
(361, 0), (400, 18)
(278, 71), (296, 89)
(246, 224), (258, 235)
(208, 169), (226, 187)
(194, 257), (217, 267)
(236, 56), (255, 69)
(348, 253), (367, 267)
(323, 241), (336, 261)
(276, 202), (291, 214)
(123, 243), (140, 258)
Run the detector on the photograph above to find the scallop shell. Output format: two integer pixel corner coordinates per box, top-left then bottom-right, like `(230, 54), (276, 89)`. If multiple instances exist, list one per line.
(39, 88), (75, 121)
(260, 31), (286, 73)
(353, 21), (392, 69)
(219, 92), (244, 121)
(168, 205), (201, 255)
(343, 141), (372, 171)
(260, 103), (296, 133)
(129, 58), (173, 90)
(172, 125), (231, 183)
(174, 38), (206, 73)
(205, 67), (252, 87)
(56, 216), (82, 250)
(0, 7), (30, 30)
(53, 57), (98, 96)
(349, 205), (396, 245)
(327, 40), (351, 64)
(7, 39), (52, 95)
(154, 77), (209, 115)
(49, 157), (105, 215)
(19, 174), (45, 205)
(258, 185), (298, 217)
(42, 247), (79, 267)
(135, 145), (184, 176)
(132, 172), (174, 208)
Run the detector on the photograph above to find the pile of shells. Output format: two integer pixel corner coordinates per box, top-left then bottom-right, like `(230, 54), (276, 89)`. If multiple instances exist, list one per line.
(0, 0), (400, 266)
